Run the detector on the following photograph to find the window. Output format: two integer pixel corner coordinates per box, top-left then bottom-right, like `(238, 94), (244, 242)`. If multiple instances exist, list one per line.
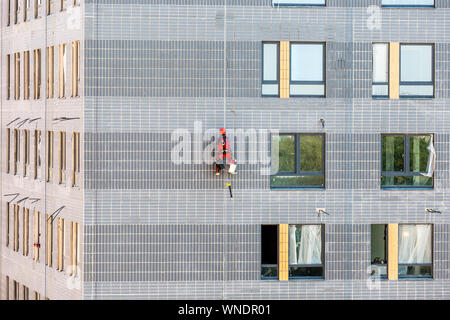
(24, 0), (30, 21)
(47, 0), (53, 15)
(34, 130), (42, 179)
(72, 132), (80, 187)
(14, 52), (20, 100)
(6, 276), (10, 300)
(47, 46), (54, 99)
(46, 214), (53, 267)
(46, 131), (54, 182)
(24, 51), (30, 99)
(400, 44), (434, 98)
(71, 41), (80, 97)
(271, 133), (325, 188)
(34, 0), (41, 19)
(22, 285), (29, 300)
(6, 202), (10, 247)
(372, 43), (389, 98)
(382, 0), (434, 7)
(58, 44), (67, 98)
(13, 204), (19, 252)
(6, 128), (11, 173)
(56, 218), (64, 271)
(381, 134), (434, 188)
(371, 224), (388, 279)
(13, 280), (19, 300)
(33, 49), (41, 99)
(14, 129), (20, 175)
(398, 224), (433, 278)
(70, 221), (79, 276)
(34, 291), (41, 300)
(262, 42), (279, 97)
(288, 225), (324, 279)
(23, 129), (30, 177)
(33, 210), (41, 261)
(7, 1), (11, 26)
(273, 0), (325, 5)
(14, 0), (19, 24)
(261, 225), (278, 279)
(7, 54), (11, 100)
(59, 131), (66, 184)
(22, 207), (29, 256)
(290, 43), (325, 97)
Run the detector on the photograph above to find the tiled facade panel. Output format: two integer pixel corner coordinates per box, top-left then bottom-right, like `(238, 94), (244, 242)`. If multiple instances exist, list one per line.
(84, 224), (259, 282)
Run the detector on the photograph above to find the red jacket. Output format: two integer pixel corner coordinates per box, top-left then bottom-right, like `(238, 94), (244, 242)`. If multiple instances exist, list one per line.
(216, 135), (232, 161)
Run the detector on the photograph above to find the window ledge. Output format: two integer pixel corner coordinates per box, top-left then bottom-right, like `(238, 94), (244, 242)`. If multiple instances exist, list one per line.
(288, 277), (325, 281)
(270, 187), (325, 190)
(381, 187), (434, 190)
(398, 277), (434, 280)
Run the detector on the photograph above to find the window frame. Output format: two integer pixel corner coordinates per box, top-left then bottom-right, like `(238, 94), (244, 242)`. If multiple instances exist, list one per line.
(272, 0), (326, 7)
(398, 223), (433, 279)
(370, 224), (388, 280)
(381, 0), (435, 8)
(289, 42), (326, 97)
(260, 224), (279, 280)
(261, 42), (280, 98)
(271, 133), (326, 189)
(380, 133), (434, 189)
(372, 42), (390, 99)
(399, 43), (435, 99)
(288, 224), (325, 280)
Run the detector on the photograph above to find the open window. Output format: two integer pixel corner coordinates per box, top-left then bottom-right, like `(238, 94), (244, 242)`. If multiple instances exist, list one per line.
(371, 224), (388, 279)
(381, 134), (435, 188)
(261, 225), (278, 279)
(398, 224), (433, 278)
(288, 224), (324, 279)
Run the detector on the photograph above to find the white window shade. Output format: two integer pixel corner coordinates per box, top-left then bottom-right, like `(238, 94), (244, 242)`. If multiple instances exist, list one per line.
(401, 45), (433, 82)
(291, 44), (323, 82)
(373, 43), (389, 83)
(263, 43), (277, 82)
(399, 224), (432, 264)
(289, 225), (322, 265)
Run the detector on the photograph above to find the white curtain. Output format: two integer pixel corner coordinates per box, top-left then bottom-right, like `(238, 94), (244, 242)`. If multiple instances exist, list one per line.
(398, 225), (432, 264)
(289, 225), (322, 265)
(422, 136), (435, 177)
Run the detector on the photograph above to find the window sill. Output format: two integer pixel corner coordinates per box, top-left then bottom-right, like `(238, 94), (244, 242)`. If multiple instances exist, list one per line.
(381, 186), (433, 190)
(399, 96), (434, 99)
(381, 5), (435, 8)
(288, 277), (324, 281)
(272, 4), (326, 7)
(398, 277), (433, 280)
(270, 186), (325, 190)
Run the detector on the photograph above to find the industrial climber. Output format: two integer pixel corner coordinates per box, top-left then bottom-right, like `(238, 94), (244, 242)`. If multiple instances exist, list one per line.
(215, 128), (236, 176)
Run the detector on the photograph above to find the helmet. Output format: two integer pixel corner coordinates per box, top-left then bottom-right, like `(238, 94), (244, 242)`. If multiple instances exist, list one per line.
(219, 128), (226, 135)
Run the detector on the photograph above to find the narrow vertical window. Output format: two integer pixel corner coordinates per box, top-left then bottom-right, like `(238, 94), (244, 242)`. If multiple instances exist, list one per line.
(33, 211), (41, 261)
(71, 41), (80, 97)
(57, 218), (64, 271)
(6, 276), (10, 300)
(70, 221), (79, 276)
(372, 43), (389, 98)
(398, 224), (433, 278)
(7, 54), (11, 100)
(59, 131), (66, 184)
(14, 0), (19, 24)
(7, 128), (11, 173)
(22, 208), (29, 256)
(46, 131), (53, 182)
(24, 51), (30, 99)
(60, 0), (63, 11)
(34, 130), (42, 179)
(288, 224), (324, 279)
(14, 129), (20, 175)
(7, 1), (11, 26)
(371, 224), (388, 279)
(33, 291), (40, 300)
(46, 46), (54, 99)
(33, 49), (41, 99)
(23, 129), (30, 177)
(6, 202), (10, 247)
(24, 0), (30, 21)
(58, 44), (66, 98)
(262, 42), (279, 97)
(72, 132), (80, 187)
(290, 43), (325, 97)
(13, 280), (19, 300)
(14, 52), (20, 100)
(46, 214), (53, 267)
(14, 204), (19, 252)
(22, 285), (29, 300)
(261, 225), (278, 279)
(34, 0), (41, 19)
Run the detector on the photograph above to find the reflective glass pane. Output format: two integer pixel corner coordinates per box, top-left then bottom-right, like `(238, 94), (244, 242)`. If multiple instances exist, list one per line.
(381, 175), (433, 187)
(400, 45), (433, 82)
(289, 266), (323, 278)
(410, 135), (431, 172)
(382, 135), (404, 172)
(263, 43), (278, 81)
(372, 84), (389, 97)
(291, 44), (324, 82)
(261, 266), (278, 279)
(399, 84), (433, 97)
(289, 225), (322, 265)
(373, 43), (389, 83)
(398, 265), (432, 278)
(262, 84), (279, 96)
(270, 175), (324, 187)
(277, 135), (296, 172)
(290, 84), (324, 96)
(300, 135), (323, 172)
(382, 0), (434, 6)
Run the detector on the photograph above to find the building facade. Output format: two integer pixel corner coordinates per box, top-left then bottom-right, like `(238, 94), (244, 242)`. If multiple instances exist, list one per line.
(2, 0), (450, 300)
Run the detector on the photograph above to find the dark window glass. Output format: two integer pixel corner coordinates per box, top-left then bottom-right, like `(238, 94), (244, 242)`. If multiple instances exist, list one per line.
(371, 224), (388, 279)
(261, 225), (278, 279)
